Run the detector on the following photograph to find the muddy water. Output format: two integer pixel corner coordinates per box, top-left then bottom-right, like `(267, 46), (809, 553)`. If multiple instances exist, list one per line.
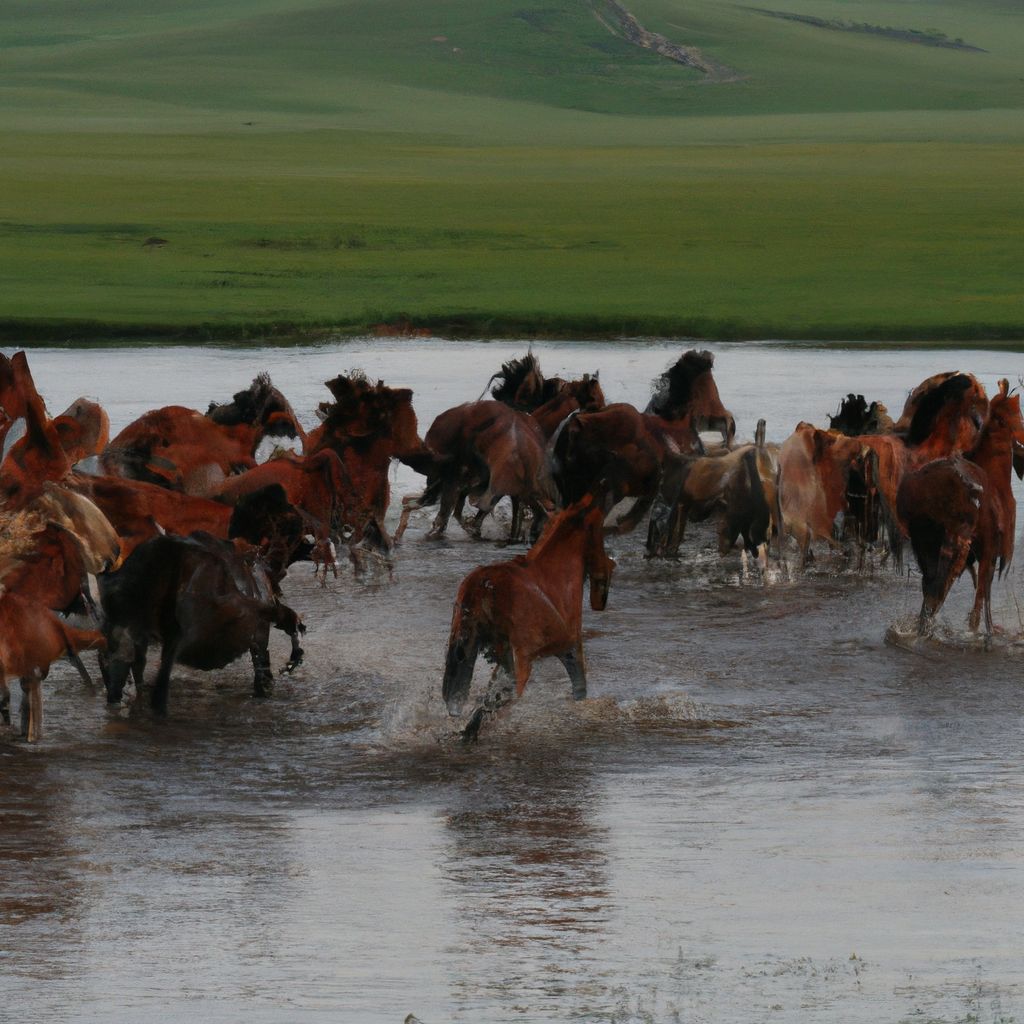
(3, 340), (1024, 1024)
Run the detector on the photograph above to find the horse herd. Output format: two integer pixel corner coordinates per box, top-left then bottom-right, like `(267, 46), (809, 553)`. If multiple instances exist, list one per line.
(1, 347), (1021, 743)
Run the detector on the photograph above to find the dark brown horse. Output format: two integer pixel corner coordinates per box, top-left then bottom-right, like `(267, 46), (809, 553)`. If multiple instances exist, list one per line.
(102, 374), (303, 492)
(898, 379), (1024, 635)
(645, 350), (735, 446)
(98, 531), (304, 716)
(396, 400), (557, 543)
(442, 497), (614, 737)
(552, 351), (733, 542)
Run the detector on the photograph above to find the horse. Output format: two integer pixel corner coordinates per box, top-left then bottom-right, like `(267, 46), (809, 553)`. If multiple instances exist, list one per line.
(645, 349), (735, 446)
(396, 400), (558, 543)
(53, 397), (110, 464)
(442, 497), (614, 738)
(101, 373), (303, 493)
(777, 371), (990, 565)
(68, 473), (234, 556)
(0, 591), (104, 742)
(717, 420), (782, 560)
(306, 372), (429, 543)
(897, 379), (1024, 635)
(98, 531), (305, 716)
(0, 353), (72, 506)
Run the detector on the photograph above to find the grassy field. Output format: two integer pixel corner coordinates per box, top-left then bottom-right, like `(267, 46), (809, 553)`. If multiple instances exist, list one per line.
(1, 0), (1023, 341)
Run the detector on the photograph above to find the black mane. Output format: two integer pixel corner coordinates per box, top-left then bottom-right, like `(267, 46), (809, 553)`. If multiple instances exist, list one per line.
(647, 350), (715, 419)
(906, 373), (973, 445)
(207, 372), (276, 426)
(490, 353), (544, 409)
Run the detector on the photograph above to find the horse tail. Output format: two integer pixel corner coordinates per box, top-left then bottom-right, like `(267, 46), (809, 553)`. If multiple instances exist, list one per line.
(743, 446), (772, 553)
(56, 619), (106, 688)
(548, 409), (581, 502)
(443, 586), (483, 716)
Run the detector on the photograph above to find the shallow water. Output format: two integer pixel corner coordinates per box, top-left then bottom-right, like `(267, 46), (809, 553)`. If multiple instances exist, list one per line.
(3, 339), (1024, 1023)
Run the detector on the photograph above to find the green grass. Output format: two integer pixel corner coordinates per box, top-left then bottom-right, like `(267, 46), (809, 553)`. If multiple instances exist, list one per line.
(1, 0), (1023, 341)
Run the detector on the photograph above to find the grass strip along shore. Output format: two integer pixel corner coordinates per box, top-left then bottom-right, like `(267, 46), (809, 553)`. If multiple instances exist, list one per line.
(1, 0), (1023, 343)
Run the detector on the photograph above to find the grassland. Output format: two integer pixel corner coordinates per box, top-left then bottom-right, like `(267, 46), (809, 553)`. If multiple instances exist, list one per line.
(1, 0), (1023, 342)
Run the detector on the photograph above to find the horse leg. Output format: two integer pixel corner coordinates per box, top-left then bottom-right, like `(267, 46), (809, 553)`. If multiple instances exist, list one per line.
(66, 650), (95, 690)
(251, 628), (274, 698)
(610, 493), (655, 536)
(20, 671), (43, 742)
(428, 482), (460, 539)
(968, 557), (996, 634)
(394, 497), (420, 544)
(509, 498), (524, 544)
(0, 670), (9, 726)
(557, 644), (588, 700)
(151, 636), (180, 716)
(512, 649), (533, 697)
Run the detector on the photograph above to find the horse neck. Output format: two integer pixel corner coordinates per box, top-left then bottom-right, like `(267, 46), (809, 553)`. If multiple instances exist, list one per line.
(525, 514), (588, 595)
(969, 415), (1014, 481)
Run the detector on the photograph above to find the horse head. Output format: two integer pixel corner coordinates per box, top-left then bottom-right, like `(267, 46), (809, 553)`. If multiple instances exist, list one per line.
(489, 352), (545, 411)
(899, 371), (988, 455)
(982, 379), (1024, 479)
(567, 373), (606, 413)
(208, 373), (302, 443)
(647, 350), (734, 444)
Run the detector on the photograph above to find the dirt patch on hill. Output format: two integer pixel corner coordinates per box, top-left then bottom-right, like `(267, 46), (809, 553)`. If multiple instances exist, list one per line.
(593, 0), (742, 82)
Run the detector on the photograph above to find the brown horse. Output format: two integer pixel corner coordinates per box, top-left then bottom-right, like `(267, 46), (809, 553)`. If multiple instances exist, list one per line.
(529, 373), (605, 438)
(442, 497), (614, 737)
(306, 372), (428, 542)
(0, 591), (104, 742)
(102, 373), (303, 492)
(898, 379), (1024, 634)
(0, 353), (71, 506)
(646, 350), (735, 446)
(396, 400), (558, 543)
(778, 371), (990, 564)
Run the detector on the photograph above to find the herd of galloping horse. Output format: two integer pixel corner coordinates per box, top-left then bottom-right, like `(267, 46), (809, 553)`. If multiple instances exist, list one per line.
(1, 347), (1022, 742)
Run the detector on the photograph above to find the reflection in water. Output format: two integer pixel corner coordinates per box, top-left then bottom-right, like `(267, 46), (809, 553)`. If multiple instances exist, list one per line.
(440, 753), (611, 1016)
(0, 749), (85, 983)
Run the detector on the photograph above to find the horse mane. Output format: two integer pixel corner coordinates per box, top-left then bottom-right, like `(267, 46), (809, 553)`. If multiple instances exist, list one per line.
(647, 350), (715, 419)
(524, 498), (593, 562)
(488, 352), (543, 405)
(207, 372), (278, 426)
(906, 373), (973, 445)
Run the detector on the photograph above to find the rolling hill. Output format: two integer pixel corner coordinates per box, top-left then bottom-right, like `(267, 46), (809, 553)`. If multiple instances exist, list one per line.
(1, 0), (1022, 340)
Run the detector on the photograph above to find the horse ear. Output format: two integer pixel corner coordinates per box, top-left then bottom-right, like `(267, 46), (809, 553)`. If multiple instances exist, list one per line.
(998, 378), (1010, 397)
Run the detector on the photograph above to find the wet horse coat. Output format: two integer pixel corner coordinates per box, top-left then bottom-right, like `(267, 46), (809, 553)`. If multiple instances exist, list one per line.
(442, 499), (614, 726)
(898, 380), (1024, 634)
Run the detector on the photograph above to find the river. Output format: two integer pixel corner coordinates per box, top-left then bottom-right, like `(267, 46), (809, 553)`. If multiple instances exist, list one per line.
(2, 339), (1022, 1023)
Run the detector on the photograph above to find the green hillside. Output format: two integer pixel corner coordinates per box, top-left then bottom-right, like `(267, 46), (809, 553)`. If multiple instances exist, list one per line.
(1, 0), (1023, 341)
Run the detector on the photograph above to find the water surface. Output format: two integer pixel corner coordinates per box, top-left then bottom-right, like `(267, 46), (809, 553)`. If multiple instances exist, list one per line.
(2, 339), (1023, 1023)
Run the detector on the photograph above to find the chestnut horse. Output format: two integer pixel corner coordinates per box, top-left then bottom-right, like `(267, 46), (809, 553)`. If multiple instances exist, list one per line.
(306, 372), (429, 543)
(898, 379), (1024, 634)
(0, 591), (104, 742)
(102, 373), (303, 492)
(442, 498), (614, 736)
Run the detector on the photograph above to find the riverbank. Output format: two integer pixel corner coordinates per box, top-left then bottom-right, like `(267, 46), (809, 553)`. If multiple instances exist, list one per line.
(3, 315), (1024, 348)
